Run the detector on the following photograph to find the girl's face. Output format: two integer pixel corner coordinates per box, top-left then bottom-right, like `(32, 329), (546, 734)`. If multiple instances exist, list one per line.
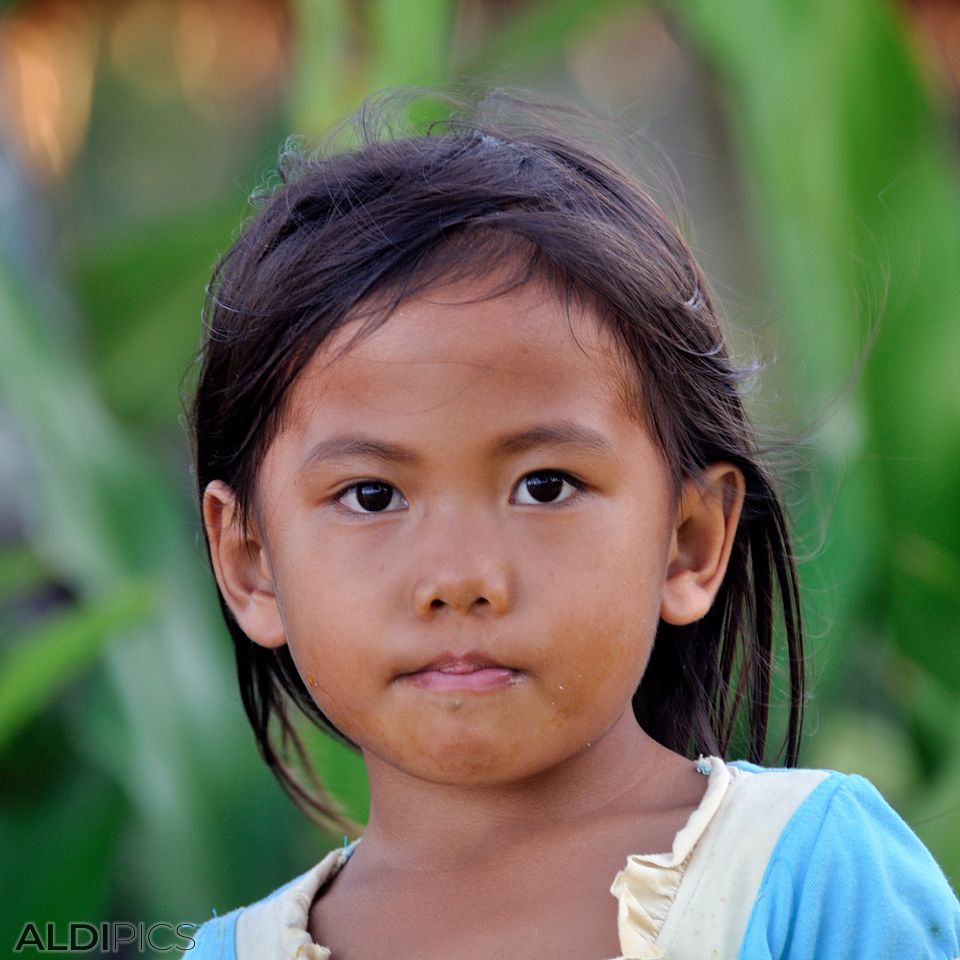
(210, 276), (726, 787)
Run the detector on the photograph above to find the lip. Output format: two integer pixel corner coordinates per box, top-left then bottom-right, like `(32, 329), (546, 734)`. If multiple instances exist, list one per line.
(398, 651), (521, 692)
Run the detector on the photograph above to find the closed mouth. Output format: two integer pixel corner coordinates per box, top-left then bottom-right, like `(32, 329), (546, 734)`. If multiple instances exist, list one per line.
(415, 652), (508, 674)
(397, 651), (522, 691)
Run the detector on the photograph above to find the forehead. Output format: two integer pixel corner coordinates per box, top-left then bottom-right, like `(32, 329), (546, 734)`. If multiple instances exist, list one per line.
(285, 277), (639, 425)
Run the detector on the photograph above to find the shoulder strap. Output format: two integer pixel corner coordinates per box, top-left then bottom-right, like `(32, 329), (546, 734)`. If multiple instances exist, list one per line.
(235, 845), (353, 960)
(655, 764), (829, 957)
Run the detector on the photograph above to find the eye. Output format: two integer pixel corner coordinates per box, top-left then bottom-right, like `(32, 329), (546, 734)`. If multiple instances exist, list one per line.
(336, 481), (407, 514)
(512, 471), (582, 505)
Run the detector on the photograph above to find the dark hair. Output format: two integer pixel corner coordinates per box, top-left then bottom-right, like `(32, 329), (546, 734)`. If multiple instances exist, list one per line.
(189, 91), (804, 830)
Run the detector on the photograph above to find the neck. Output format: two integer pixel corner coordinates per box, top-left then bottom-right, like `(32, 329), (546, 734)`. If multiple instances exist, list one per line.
(352, 710), (694, 876)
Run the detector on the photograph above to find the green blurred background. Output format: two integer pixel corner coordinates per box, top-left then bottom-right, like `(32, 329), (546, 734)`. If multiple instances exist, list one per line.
(1, 0), (958, 953)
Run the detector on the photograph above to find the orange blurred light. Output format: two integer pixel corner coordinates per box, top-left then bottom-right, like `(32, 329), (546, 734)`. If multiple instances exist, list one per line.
(0, 0), (288, 181)
(174, 0), (287, 111)
(901, 0), (960, 103)
(0, 1), (96, 181)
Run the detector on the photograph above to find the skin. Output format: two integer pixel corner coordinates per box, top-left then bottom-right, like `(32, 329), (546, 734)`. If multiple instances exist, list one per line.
(205, 276), (745, 960)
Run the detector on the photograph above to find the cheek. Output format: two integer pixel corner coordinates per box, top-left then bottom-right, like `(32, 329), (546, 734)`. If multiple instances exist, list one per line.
(554, 604), (649, 704)
(292, 643), (394, 752)
(541, 531), (665, 701)
(527, 573), (648, 713)
(274, 582), (379, 721)
(554, 525), (667, 633)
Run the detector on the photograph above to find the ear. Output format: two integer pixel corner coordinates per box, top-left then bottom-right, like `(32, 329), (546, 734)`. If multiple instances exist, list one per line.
(202, 480), (287, 649)
(660, 463), (745, 626)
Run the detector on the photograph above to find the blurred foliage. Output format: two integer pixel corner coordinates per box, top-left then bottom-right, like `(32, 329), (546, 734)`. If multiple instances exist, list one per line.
(0, 0), (958, 953)
(671, 0), (960, 857)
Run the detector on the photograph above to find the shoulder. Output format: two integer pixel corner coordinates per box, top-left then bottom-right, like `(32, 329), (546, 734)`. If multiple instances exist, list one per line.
(655, 760), (830, 956)
(188, 846), (352, 960)
(736, 764), (960, 959)
(188, 906), (242, 960)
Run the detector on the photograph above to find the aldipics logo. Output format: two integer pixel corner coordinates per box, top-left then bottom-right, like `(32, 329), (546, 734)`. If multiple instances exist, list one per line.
(13, 921), (198, 953)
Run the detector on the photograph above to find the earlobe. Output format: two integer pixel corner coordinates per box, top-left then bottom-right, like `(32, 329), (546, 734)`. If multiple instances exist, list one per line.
(660, 463), (745, 626)
(202, 480), (287, 649)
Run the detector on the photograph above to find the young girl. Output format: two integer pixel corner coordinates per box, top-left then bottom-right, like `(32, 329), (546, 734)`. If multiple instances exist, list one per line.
(188, 93), (960, 959)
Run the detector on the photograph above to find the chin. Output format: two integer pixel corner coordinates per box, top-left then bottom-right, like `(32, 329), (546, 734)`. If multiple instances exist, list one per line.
(418, 745), (520, 785)
(409, 736), (593, 789)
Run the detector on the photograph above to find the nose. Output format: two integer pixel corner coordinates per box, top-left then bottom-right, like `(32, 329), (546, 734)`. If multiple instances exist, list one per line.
(411, 516), (511, 619)
(413, 568), (510, 618)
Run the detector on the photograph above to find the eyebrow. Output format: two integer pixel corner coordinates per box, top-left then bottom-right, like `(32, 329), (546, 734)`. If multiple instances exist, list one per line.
(301, 421), (616, 471)
(492, 422), (616, 458)
(301, 435), (420, 470)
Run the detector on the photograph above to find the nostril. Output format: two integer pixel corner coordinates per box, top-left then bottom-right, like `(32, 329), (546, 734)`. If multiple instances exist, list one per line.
(428, 594), (491, 611)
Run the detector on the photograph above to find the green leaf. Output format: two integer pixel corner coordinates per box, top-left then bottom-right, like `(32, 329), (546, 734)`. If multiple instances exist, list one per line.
(307, 727), (370, 827)
(0, 582), (155, 748)
(669, 0), (960, 690)
(66, 204), (243, 425)
(288, 0), (352, 136)
(465, 0), (636, 75)
(0, 767), (126, 954)
(0, 547), (46, 602)
(369, 0), (452, 91)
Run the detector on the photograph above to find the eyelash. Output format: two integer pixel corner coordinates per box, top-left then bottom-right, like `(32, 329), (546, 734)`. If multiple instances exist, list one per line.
(333, 470), (586, 514)
(335, 481), (408, 515)
(512, 471), (585, 506)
